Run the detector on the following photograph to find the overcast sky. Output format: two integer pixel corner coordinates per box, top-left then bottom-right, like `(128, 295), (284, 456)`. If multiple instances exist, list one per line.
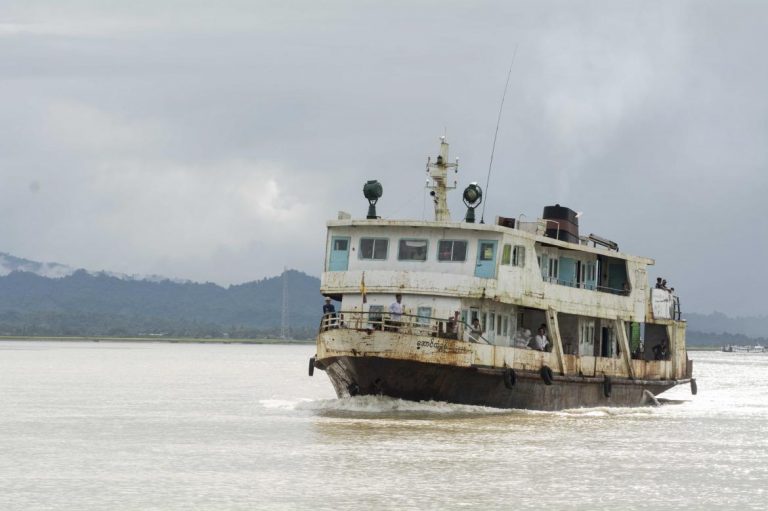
(1, 1), (766, 316)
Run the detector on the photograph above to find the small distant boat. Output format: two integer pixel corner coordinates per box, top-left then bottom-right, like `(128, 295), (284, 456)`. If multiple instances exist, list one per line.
(722, 344), (766, 353)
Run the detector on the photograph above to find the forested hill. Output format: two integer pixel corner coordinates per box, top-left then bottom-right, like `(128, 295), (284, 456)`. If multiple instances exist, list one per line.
(0, 269), (322, 339)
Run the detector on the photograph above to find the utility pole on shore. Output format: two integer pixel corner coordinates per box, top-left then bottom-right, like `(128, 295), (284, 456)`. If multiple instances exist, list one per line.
(280, 267), (288, 339)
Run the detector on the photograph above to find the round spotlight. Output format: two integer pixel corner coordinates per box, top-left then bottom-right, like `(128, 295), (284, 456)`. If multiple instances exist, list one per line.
(462, 183), (483, 223)
(363, 180), (383, 202)
(463, 183), (483, 207)
(363, 180), (383, 219)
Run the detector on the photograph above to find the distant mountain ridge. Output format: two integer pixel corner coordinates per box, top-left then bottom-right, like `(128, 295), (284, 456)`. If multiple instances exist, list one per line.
(0, 252), (190, 283)
(0, 253), (321, 338)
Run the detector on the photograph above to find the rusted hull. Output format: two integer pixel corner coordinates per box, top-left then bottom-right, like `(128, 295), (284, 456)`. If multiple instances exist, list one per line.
(317, 356), (678, 411)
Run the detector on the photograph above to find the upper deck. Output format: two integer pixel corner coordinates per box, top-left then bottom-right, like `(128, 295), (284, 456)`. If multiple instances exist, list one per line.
(321, 217), (665, 323)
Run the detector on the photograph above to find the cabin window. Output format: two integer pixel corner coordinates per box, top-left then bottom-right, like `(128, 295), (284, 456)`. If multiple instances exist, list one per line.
(437, 240), (467, 262)
(416, 306), (432, 325)
(479, 242), (495, 261)
(359, 238), (389, 260)
(398, 239), (428, 261)
(333, 239), (348, 251)
(501, 244), (512, 265)
(502, 316), (508, 336)
(368, 305), (384, 325)
(496, 314), (502, 335)
(512, 246), (526, 267)
(547, 258), (559, 282)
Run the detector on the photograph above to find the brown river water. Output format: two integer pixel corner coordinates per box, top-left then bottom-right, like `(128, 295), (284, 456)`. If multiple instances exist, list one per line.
(0, 341), (766, 510)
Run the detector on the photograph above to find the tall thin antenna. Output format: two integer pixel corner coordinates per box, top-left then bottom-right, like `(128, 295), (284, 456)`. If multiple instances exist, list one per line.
(480, 46), (518, 224)
(280, 267), (288, 339)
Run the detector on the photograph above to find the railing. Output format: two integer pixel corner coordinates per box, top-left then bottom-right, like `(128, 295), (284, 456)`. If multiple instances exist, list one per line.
(544, 277), (630, 296)
(318, 311), (491, 344)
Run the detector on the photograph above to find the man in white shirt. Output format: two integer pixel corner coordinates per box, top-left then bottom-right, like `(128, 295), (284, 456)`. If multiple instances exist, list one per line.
(387, 294), (404, 330)
(531, 326), (549, 351)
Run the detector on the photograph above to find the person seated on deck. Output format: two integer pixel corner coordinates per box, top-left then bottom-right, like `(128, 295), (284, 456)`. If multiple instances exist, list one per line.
(661, 279), (670, 291)
(445, 312), (459, 339)
(529, 326), (549, 351)
(514, 328), (532, 348)
(469, 318), (484, 343)
(655, 277), (663, 289)
(652, 340), (669, 360)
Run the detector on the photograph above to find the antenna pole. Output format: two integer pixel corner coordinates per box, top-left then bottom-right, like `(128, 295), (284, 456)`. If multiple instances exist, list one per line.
(281, 267), (288, 339)
(426, 137), (458, 221)
(480, 46), (518, 224)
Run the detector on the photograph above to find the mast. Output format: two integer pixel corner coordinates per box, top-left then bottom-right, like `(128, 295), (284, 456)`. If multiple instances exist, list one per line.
(426, 136), (458, 221)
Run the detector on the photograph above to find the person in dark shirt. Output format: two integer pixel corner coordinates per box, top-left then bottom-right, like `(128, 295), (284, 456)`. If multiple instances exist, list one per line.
(323, 297), (336, 315)
(322, 297), (337, 327)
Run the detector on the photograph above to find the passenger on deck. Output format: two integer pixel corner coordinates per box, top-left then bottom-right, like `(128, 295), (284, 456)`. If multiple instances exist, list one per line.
(469, 318), (483, 342)
(652, 340), (668, 360)
(530, 326), (549, 351)
(661, 279), (669, 291)
(514, 328), (532, 348)
(322, 297), (337, 327)
(655, 277), (663, 289)
(445, 311), (459, 339)
(387, 294), (404, 331)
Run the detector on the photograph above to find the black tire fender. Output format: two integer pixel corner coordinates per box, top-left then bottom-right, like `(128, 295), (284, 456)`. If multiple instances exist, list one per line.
(603, 375), (612, 398)
(540, 365), (554, 385)
(503, 368), (516, 389)
(308, 357), (315, 377)
(690, 378), (698, 396)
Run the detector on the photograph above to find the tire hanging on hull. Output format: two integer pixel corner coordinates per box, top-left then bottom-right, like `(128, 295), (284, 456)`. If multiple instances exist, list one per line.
(503, 368), (516, 389)
(540, 366), (554, 385)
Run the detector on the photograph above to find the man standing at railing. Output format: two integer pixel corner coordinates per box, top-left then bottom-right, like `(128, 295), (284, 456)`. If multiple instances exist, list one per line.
(387, 294), (404, 331)
(323, 297), (337, 328)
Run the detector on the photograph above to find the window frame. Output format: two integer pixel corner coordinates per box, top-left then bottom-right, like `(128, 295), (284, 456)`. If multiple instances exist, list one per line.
(501, 244), (512, 265)
(437, 239), (468, 262)
(397, 238), (429, 262)
(359, 237), (389, 260)
(512, 245), (526, 267)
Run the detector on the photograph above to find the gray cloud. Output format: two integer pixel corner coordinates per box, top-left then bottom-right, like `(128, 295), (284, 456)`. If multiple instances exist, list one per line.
(1, 1), (766, 314)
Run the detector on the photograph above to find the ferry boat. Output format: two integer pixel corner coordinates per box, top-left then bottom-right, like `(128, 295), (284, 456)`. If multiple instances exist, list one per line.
(310, 137), (696, 410)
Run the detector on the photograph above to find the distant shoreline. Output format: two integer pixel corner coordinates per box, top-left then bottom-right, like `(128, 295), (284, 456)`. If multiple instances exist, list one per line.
(0, 336), (729, 350)
(0, 336), (314, 345)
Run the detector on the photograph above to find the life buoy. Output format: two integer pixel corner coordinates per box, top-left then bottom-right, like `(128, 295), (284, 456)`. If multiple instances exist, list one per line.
(603, 376), (612, 398)
(540, 365), (554, 385)
(308, 357), (315, 377)
(690, 378), (698, 396)
(503, 368), (516, 389)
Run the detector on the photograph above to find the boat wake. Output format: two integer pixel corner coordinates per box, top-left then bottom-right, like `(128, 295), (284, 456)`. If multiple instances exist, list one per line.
(260, 395), (513, 418)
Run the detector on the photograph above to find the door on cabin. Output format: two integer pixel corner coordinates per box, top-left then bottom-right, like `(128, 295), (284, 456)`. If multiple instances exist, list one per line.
(578, 319), (595, 356)
(559, 257), (577, 287)
(328, 237), (351, 271)
(475, 240), (498, 278)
